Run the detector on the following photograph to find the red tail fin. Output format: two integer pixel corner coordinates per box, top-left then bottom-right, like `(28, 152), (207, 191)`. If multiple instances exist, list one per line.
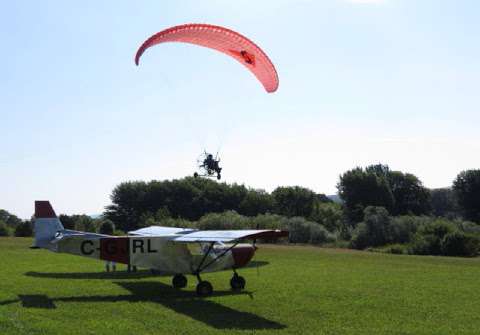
(35, 201), (57, 218)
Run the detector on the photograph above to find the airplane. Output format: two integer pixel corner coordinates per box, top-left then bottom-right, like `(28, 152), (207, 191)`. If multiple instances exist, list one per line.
(32, 201), (288, 296)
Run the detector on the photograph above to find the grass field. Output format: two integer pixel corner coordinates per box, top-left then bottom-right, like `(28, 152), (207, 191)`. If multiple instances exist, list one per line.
(1, 238), (480, 335)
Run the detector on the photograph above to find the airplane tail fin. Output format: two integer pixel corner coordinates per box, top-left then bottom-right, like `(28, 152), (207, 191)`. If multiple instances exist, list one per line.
(33, 201), (64, 249)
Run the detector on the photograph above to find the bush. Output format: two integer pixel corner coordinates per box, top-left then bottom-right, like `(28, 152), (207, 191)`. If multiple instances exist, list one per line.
(390, 216), (425, 244)
(250, 213), (285, 230)
(0, 221), (10, 236)
(66, 215), (98, 232)
(442, 231), (480, 257)
(420, 219), (456, 237)
(414, 219), (456, 255)
(285, 217), (312, 243)
(350, 223), (369, 249)
(338, 221), (354, 241)
(389, 244), (406, 254)
(99, 220), (115, 235)
(408, 219), (457, 255)
(367, 244), (407, 255)
(197, 211), (250, 230)
(309, 202), (343, 232)
(456, 221), (480, 235)
(350, 206), (391, 249)
(409, 234), (433, 255)
(14, 221), (33, 237)
(157, 217), (195, 229)
(283, 217), (332, 245)
(309, 224), (335, 245)
(113, 229), (126, 236)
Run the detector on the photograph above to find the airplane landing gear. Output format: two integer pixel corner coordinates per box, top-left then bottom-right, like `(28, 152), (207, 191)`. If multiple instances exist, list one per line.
(195, 274), (213, 297)
(196, 281), (213, 296)
(172, 274), (187, 289)
(230, 272), (246, 291)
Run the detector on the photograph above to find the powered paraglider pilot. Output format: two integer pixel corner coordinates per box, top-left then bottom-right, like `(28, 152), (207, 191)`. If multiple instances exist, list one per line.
(194, 152), (222, 180)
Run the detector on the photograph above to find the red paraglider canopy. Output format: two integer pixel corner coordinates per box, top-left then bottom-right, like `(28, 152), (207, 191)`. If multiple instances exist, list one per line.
(135, 23), (279, 93)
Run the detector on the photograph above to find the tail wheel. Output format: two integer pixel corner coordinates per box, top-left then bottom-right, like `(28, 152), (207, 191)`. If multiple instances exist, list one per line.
(196, 281), (213, 296)
(172, 274), (188, 289)
(230, 275), (246, 291)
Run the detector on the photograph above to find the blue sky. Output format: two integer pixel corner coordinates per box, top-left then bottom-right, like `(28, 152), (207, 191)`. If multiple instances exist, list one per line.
(1, 0), (479, 218)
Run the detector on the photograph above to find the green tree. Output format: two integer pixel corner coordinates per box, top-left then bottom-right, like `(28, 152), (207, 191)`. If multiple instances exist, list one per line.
(453, 170), (480, 223)
(197, 211), (250, 230)
(338, 166), (394, 222)
(338, 164), (430, 222)
(14, 221), (33, 237)
(411, 219), (456, 255)
(388, 171), (431, 216)
(68, 215), (97, 232)
(0, 209), (22, 228)
(59, 214), (76, 230)
(238, 189), (274, 217)
(0, 221), (10, 236)
(309, 202), (343, 232)
(442, 231), (480, 257)
(105, 181), (149, 231)
(106, 177), (329, 231)
(350, 206), (391, 249)
(430, 188), (459, 218)
(272, 186), (326, 218)
(99, 219), (115, 235)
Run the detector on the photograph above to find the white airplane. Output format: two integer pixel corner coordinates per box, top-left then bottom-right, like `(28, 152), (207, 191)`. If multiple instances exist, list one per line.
(33, 201), (288, 296)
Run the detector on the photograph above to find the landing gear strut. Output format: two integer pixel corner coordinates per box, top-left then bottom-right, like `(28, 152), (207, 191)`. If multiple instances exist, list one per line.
(172, 274), (188, 289)
(230, 271), (246, 291)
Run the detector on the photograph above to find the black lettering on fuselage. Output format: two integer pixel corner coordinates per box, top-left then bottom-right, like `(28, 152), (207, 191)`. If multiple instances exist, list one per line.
(132, 239), (144, 253)
(147, 240), (158, 253)
(81, 240), (94, 255)
(131, 239), (158, 253)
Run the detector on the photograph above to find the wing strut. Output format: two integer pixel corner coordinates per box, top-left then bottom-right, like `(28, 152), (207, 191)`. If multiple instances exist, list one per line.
(194, 242), (239, 274)
(195, 242), (215, 275)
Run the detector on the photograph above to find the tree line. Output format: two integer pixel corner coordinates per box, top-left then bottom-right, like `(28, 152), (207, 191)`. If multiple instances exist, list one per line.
(338, 164), (480, 224)
(0, 209), (33, 237)
(103, 177), (333, 232)
(2, 165), (480, 257)
(0, 210), (115, 238)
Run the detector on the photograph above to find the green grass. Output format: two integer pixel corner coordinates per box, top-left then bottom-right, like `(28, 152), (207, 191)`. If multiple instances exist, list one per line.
(1, 238), (480, 334)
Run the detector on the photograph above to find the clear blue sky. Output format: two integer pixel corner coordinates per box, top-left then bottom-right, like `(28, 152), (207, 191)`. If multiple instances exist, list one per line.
(1, 0), (479, 218)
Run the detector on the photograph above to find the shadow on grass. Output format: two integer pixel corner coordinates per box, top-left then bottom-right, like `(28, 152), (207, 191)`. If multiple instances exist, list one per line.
(24, 270), (156, 280)
(24, 261), (269, 280)
(0, 280), (285, 330)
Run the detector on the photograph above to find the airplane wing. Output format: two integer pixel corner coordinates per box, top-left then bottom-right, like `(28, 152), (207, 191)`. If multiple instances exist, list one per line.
(173, 229), (288, 243)
(128, 226), (197, 236)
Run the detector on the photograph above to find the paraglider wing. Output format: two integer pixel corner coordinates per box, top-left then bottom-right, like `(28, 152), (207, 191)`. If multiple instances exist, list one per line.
(135, 23), (279, 93)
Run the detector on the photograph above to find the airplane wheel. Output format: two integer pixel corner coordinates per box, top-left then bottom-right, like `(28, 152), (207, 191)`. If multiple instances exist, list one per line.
(217, 174), (221, 180)
(172, 274), (187, 289)
(194, 172), (199, 178)
(230, 275), (246, 291)
(196, 281), (213, 297)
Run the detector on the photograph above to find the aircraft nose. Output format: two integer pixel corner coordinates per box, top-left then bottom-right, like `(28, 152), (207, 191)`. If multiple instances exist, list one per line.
(231, 245), (255, 268)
